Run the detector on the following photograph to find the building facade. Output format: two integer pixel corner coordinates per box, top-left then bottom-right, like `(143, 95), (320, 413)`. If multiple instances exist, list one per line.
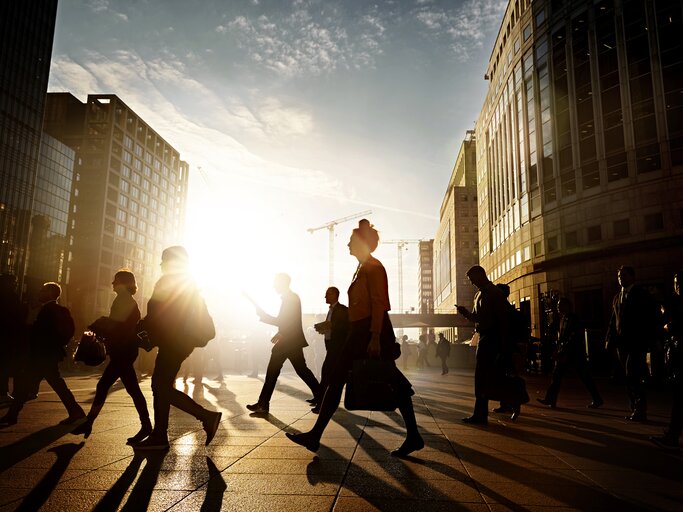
(434, 132), (479, 342)
(44, 93), (189, 327)
(417, 239), (435, 337)
(24, 133), (75, 298)
(0, 1), (58, 291)
(475, 0), (683, 338)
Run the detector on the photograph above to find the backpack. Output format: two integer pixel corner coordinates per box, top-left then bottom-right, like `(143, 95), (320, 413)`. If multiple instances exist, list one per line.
(54, 304), (75, 346)
(184, 292), (215, 348)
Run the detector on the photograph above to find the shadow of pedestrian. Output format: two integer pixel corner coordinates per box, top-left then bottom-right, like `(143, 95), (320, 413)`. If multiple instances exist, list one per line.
(14, 442), (84, 512)
(119, 451), (168, 511)
(0, 424), (75, 472)
(200, 456), (226, 512)
(92, 452), (145, 511)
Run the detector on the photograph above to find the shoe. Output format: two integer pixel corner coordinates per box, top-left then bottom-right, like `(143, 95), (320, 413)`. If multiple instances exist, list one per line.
(306, 398), (317, 404)
(246, 402), (269, 414)
(493, 405), (513, 413)
(311, 405), (320, 414)
(286, 431), (320, 452)
(127, 423), (153, 445)
(625, 413), (647, 422)
(462, 416), (487, 425)
(134, 435), (170, 451)
(72, 417), (93, 438)
(587, 399), (603, 409)
(510, 405), (521, 422)
(391, 435), (425, 457)
(59, 411), (86, 425)
(203, 411), (222, 446)
(536, 398), (556, 408)
(649, 435), (679, 449)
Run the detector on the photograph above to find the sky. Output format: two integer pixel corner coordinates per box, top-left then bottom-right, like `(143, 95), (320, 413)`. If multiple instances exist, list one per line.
(48, 0), (506, 336)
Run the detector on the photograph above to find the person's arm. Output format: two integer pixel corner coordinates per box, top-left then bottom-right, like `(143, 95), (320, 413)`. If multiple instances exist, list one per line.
(366, 263), (390, 357)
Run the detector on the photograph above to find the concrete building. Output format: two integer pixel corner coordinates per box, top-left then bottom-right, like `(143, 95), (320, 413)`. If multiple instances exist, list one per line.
(417, 239), (435, 337)
(24, 133), (75, 299)
(474, 0), (683, 341)
(434, 131), (479, 342)
(44, 93), (189, 327)
(0, 1), (58, 292)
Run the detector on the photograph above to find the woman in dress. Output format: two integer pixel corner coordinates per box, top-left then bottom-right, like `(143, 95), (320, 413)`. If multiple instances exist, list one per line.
(73, 270), (152, 443)
(287, 219), (424, 456)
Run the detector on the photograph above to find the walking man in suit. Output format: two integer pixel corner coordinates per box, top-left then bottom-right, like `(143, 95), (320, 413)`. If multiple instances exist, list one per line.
(0, 282), (85, 426)
(605, 265), (658, 421)
(312, 287), (349, 413)
(247, 274), (321, 414)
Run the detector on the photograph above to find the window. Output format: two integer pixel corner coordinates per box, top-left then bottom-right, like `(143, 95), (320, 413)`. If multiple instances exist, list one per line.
(644, 212), (663, 232)
(565, 231), (578, 248)
(533, 241), (543, 256)
(116, 224), (125, 237)
(547, 235), (558, 252)
(116, 209), (127, 222)
(614, 218), (630, 238)
(523, 24), (532, 41)
(587, 225), (602, 242)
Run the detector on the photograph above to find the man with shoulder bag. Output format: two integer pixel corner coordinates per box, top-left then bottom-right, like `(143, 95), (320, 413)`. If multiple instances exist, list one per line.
(0, 282), (85, 426)
(133, 246), (222, 450)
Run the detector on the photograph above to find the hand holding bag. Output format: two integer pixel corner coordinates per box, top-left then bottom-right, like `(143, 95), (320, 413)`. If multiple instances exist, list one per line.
(73, 330), (107, 366)
(344, 359), (399, 411)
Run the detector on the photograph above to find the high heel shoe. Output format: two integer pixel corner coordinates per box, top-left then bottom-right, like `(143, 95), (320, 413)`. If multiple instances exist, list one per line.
(286, 431), (320, 452)
(391, 435), (425, 457)
(127, 421), (153, 445)
(72, 417), (93, 438)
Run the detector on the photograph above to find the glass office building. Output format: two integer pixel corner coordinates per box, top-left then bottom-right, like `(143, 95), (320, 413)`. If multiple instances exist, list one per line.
(0, 1), (58, 291)
(475, 0), (683, 335)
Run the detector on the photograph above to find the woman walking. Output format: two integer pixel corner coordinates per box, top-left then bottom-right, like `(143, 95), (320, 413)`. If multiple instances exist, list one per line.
(73, 270), (152, 444)
(287, 219), (424, 456)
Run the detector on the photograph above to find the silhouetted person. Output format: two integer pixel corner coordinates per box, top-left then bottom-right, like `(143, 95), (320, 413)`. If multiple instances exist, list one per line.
(247, 273), (321, 414)
(0, 282), (85, 426)
(537, 297), (603, 409)
(72, 270), (152, 443)
(134, 246), (222, 450)
(605, 266), (658, 421)
(400, 334), (410, 370)
(457, 266), (509, 424)
(0, 274), (23, 404)
(287, 220), (423, 457)
(312, 286), (349, 413)
(436, 333), (450, 375)
(416, 334), (429, 369)
(651, 271), (683, 448)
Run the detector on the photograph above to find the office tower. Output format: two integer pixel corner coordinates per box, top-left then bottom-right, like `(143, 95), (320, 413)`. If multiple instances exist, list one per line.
(0, 1), (59, 291)
(474, 0), (683, 337)
(434, 132), (478, 342)
(44, 93), (189, 326)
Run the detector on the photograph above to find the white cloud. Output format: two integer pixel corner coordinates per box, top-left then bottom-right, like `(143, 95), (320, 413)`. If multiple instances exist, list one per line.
(86, 0), (129, 22)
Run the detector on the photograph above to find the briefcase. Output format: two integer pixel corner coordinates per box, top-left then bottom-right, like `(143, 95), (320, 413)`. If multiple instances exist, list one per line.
(344, 359), (398, 412)
(73, 331), (107, 366)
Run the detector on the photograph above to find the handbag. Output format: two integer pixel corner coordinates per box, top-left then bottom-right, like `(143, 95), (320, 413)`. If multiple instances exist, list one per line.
(73, 331), (107, 366)
(344, 359), (399, 411)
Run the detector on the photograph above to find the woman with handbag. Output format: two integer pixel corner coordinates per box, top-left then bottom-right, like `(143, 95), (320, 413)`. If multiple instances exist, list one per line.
(73, 270), (152, 443)
(287, 219), (424, 456)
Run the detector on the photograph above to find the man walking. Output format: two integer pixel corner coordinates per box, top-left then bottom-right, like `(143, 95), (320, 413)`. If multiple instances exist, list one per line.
(312, 286), (349, 412)
(0, 282), (85, 426)
(436, 333), (451, 375)
(247, 273), (321, 414)
(605, 265), (658, 421)
(134, 246), (222, 450)
(456, 266), (509, 424)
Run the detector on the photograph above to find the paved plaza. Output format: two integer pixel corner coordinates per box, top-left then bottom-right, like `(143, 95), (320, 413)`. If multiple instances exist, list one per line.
(0, 365), (681, 511)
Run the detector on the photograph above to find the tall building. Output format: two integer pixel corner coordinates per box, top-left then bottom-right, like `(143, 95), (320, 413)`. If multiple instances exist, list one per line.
(0, 1), (58, 291)
(434, 131), (479, 342)
(474, 0), (683, 337)
(417, 239), (435, 313)
(44, 93), (189, 326)
(24, 133), (75, 298)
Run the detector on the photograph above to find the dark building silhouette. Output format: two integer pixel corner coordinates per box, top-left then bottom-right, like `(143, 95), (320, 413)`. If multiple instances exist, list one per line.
(474, 0), (683, 336)
(0, 1), (59, 291)
(43, 93), (189, 326)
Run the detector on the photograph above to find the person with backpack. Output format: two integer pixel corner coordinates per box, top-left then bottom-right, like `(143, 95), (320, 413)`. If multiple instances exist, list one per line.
(133, 246), (222, 451)
(0, 282), (85, 426)
(72, 270), (152, 443)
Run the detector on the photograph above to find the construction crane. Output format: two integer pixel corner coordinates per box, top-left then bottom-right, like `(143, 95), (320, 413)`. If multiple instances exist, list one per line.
(308, 210), (372, 285)
(382, 240), (421, 324)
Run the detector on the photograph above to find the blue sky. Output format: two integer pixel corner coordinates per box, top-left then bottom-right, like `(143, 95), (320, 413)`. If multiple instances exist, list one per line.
(49, 0), (506, 329)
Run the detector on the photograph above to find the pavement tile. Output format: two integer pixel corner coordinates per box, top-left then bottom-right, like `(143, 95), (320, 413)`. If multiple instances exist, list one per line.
(247, 445), (355, 460)
(333, 497), (491, 512)
(168, 492), (335, 512)
(0, 467), (87, 488)
(223, 473), (342, 495)
(224, 458), (349, 475)
(339, 475), (484, 502)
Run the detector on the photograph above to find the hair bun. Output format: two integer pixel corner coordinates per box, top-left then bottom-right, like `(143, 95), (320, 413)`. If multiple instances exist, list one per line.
(358, 219), (371, 230)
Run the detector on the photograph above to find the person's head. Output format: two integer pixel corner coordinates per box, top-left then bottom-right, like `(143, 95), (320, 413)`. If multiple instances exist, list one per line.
(39, 282), (61, 303)
(325, 286), (340, 305)
(674, 271), (682, 296)
(617, 265), (635, 288)
(466, 265), (489, 289)
(438, 332), (445, 339)
(402, 334), (408, 341)
(557, 297), (573, 316)
(496, 283), (511, 298)
(273, 273), (291, 295)
(348, 219), (379, 262)
(161, 245), (189, 274)
(113, 269), (137, 295)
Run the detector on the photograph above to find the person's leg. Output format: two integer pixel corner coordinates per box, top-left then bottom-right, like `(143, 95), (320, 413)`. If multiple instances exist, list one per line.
(625, 349), (648, 417)
(468, 345), (495, 421)
(288, 348), (320, 400)
(256, 346), (288, 405)
(574, 356), (602, 404)
(150, 349), (185, 439)
(119, 363), (151, 424)
(543, 360), (567, 405)
(43, 359), (84, 419)
(88, 361), (121, 419)
(391, 395), (424, 456)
